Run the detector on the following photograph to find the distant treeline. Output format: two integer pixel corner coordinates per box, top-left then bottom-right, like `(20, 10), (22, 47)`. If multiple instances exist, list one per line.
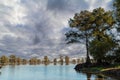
(0, 55), (92, 65)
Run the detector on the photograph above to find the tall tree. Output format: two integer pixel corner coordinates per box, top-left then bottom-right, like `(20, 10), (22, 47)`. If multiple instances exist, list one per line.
(66, 7), (115, 64)
(66, 10), (94, 64)
(112, 0), (120, 63)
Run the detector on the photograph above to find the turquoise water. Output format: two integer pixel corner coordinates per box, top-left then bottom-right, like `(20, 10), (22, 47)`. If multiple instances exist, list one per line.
(0, 64), (116, 80)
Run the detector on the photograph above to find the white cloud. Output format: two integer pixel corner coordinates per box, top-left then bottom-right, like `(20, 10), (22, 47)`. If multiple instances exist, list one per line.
(0, 0), (113, 58)
(0, 0), (26, 25)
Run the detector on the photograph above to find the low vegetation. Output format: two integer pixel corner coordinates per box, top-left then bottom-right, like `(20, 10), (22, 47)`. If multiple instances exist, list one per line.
(0, 55), (85, 66)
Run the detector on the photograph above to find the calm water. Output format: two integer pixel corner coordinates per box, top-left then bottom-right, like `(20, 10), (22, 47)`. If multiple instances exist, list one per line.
(0, 64), (117, 80)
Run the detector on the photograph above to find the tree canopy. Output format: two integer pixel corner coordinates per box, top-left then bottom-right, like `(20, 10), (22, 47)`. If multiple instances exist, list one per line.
(65, 7), (116, 64)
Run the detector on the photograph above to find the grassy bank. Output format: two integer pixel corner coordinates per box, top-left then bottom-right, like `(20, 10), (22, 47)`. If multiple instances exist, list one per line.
(78, 64), (120, 73)
(78, 64), (120, 79)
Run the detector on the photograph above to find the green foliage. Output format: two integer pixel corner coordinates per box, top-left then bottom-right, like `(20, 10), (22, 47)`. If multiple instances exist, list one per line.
(91, 8), (115, 40)
(89, 36), (117, 62)
(0, 55), (8, 64)
(114, 0), (120, 23)
(114, 47), (120, 62)
(65, 30), (85, 43)
(66, 7), (115, 43)
(67, 10), (94, 64)
(114, 0), (120, 32)
(66, 7), (115, 64)
(113, 0), (120, 63)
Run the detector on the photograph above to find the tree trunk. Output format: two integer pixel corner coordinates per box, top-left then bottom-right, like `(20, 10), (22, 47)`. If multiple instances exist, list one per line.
(96, 35), (102, 64)
(85, 34), (91, 64)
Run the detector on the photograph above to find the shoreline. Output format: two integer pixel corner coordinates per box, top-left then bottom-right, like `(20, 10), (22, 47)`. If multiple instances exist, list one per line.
(102, 68), (120, 79)
(75, 63), (120, 79)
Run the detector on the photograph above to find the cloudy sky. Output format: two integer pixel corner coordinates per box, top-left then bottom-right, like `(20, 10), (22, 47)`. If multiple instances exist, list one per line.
(0, 0), (113, 59)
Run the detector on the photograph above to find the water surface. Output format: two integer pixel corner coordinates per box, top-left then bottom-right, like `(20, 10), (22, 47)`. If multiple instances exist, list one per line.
(0, 64), (117, 80)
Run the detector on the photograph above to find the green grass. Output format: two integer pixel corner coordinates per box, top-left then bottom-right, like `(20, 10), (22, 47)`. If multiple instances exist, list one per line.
(101, 64), (120, 71)
(80, 64), (120, 73)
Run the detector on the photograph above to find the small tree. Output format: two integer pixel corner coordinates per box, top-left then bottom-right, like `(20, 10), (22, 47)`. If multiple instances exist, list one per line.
(0, 55), (8, 65)
(22, 59), (27, 65)
(59, 55), (63, 65)
(9, 55), (16, 65)
(65, 56), (69, 65)
(44, 56), (49, 63)
(53, 58), (57, 65)
(16, 57), (21, 65)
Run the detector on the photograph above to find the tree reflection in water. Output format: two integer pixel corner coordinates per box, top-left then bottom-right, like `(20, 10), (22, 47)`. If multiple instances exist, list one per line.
(86, 73), (91, 80)
(85, 73), (116, 80)
(95, 74), (104, 80)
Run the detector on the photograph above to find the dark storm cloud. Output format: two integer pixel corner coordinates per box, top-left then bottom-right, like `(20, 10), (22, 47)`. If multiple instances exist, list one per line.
(33, 35), (41, 45)
(47, 0), (68, 10)
(47, 0), (89, 13)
